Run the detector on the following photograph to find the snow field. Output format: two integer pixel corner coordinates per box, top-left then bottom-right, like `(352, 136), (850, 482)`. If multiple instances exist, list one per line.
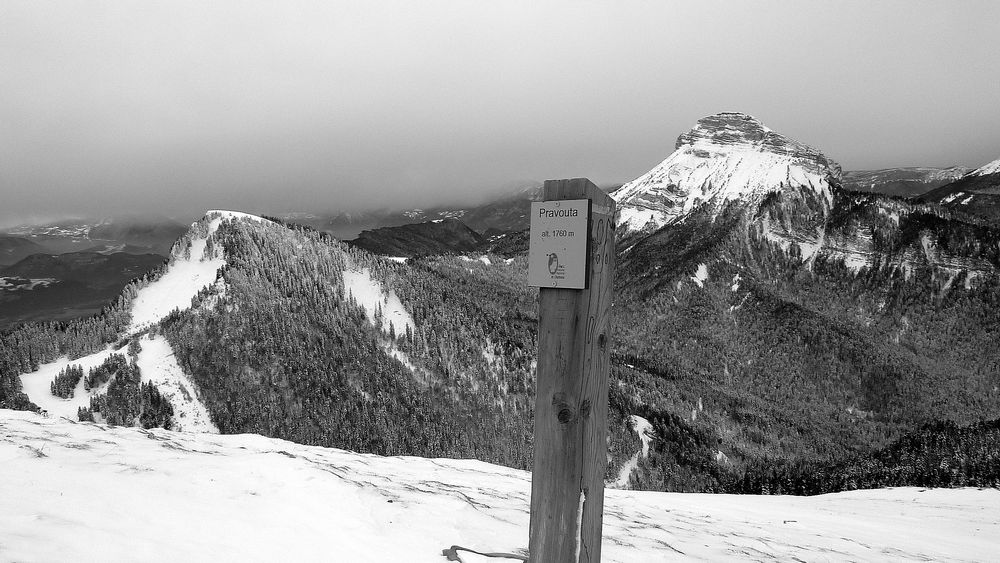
(2, 410), (999, 562)
(690, 263), (709, 288)
(459, 255), (493, 266)
(0, 277), (56, 290)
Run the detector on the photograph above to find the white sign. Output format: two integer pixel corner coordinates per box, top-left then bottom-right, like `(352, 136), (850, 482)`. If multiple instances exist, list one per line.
(528, 199), (590, 289)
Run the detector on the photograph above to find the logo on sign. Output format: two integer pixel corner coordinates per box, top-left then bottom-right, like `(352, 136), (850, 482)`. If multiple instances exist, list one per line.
(547, 253), (565, 279)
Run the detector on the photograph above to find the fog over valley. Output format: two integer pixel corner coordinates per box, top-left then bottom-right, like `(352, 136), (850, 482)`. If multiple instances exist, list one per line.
(3, 1), (1000, 225)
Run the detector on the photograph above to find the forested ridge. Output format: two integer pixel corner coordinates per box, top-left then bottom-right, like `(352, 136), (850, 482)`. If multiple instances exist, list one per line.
(610, 187), (1000, 492)
(161, 219), (538, 467)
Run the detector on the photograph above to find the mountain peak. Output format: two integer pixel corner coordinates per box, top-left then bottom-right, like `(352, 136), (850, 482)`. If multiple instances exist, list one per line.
(614, 112), (840, 233)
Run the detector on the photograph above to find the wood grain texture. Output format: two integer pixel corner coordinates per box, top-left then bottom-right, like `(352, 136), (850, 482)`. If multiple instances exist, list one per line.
(529, 178), (616, 563)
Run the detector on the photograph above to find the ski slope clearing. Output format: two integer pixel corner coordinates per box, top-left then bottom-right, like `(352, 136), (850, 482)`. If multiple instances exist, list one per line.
(610, 415), (654, 488)
(2, 410), (997, 562)
(342, 266), (415, 335)
(135, 335), (218, 433)
(128, 211), (266, 333)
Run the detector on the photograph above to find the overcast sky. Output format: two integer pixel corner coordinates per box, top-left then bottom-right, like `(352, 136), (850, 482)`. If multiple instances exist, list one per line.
(2, 0), (999, 225)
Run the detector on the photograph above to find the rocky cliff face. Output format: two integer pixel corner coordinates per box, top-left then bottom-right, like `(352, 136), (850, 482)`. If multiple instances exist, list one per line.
(614, 112), (841, 234)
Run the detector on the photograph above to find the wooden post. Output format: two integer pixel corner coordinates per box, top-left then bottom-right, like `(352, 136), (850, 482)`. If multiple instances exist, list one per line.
(529, 178), (616, 563)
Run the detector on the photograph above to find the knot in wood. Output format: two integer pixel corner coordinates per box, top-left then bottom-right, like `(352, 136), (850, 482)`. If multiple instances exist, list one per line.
(552, 392), (576, 425)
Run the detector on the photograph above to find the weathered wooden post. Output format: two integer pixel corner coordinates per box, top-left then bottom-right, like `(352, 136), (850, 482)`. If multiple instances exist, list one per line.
(527, 178), (616, 562)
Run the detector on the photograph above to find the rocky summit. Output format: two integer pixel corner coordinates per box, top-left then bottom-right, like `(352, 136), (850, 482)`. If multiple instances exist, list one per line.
(614, 112), (841, 234)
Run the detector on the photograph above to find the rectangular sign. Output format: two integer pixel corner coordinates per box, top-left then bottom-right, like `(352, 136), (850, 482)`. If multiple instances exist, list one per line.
(528, 199), (590, 289)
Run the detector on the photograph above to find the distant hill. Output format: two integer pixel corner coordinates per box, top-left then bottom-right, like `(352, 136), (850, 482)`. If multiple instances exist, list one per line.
(842, 167), (969, 197)
(3, 215), (189, 256)
(919, 158), (1000, 223)
(348, 218), (486, 257)
(0, 251), (164, 328)
(0, 236), (45, 266)
(88, 216), (188, 254)
(274, 183), (544, 240)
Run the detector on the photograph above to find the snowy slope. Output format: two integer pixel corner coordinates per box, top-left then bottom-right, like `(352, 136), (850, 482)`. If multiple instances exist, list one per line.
(342, 266), (416, 335)
(2, 410), (998, 562)
(610, 415), (653, 488)
(17, 338), (217, 432)
(970, 157), (1000, 177)
(17, 346), (121, 419)
(341, 265), (427, 382)
(128, 210), (266, 333)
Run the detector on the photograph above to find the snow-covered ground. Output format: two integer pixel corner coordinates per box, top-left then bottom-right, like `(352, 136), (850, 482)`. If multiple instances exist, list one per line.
(2, 410), (998, 562)
(135, 335), (218, 433)
(17, 337), (216, 433)
(610, 415), (653, 488)
(0, 277), (56, 291)
(127, 226), (224, 333)
(690, 263), (709, 288)
(459, 255), (493, 266)
(17, 346), (120, 418)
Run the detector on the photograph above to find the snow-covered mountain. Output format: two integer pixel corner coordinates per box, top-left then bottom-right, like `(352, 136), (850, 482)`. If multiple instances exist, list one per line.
(842, 166), (970, 197)
(920, 157), (1000, 223)
(3, 409), (998, 562)
(613, 112), (840, 234)
(10, 208), (544, 470)
(613, 114), (1000, 286)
